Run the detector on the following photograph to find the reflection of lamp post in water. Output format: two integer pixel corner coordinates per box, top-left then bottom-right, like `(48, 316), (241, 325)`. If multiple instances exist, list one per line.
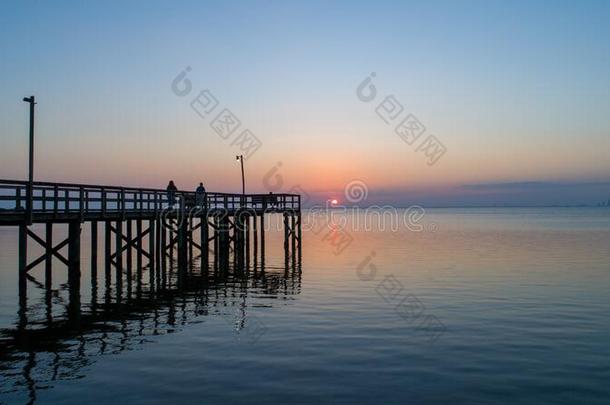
(236, 155), (245, 195)
(23, 96), (36, 225)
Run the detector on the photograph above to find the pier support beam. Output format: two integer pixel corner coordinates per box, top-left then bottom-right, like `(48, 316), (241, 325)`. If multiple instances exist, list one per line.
(161, 220), (167, 287)
(91, 221), (97, 284)
(245, 214), (250, 268)
(67, 220), (81, 321)
(291, 213), (297, 268)
(149, 218), (156, 288)
(45, 222), (53, 289)
(177, 218), (188, 273)
(105, 221), (112, 286)
(126, 220), (133, 281)
(213, 215), (219, 270)
(68, 221), (81, 275)
(218, 214), (230, 270)
(260, 214), (265, 267)
(137, 219), (143, 285)
(235, 212), (245, 270)
(18, 223), (27, 302)
(188, 217), (193, 270)
(201, 215), (209, 272)
(297, 212), (302, 263)
(284, 213), (289, 268)
(253, 214), (258, 268)
(115, 221), (123, 293)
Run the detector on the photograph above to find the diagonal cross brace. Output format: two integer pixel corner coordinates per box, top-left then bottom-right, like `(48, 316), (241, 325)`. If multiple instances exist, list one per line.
(25, 228), (70, 272)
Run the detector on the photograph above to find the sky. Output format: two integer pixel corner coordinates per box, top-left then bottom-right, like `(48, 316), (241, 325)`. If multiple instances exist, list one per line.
(1, 0), (609, 206)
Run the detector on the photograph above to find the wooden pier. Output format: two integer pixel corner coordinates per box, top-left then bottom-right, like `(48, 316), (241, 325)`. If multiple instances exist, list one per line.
(0, 179), (302, 304)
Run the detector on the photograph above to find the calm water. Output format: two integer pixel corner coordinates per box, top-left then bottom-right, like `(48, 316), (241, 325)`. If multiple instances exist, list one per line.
(1, 208), (610, 404)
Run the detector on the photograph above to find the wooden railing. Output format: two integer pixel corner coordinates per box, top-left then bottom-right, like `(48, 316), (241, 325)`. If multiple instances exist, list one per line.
(0, 179), (300, 220)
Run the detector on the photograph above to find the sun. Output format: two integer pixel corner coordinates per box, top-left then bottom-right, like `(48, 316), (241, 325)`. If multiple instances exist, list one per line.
(331, 199), (339, 206)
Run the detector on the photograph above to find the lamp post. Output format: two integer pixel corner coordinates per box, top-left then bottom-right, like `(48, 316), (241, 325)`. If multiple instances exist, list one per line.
(236, 155), (245, 195)
(23, 96), (36, 225)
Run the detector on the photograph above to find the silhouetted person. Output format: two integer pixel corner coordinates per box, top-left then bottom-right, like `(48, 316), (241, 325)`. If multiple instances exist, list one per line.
(166, 180), (177, 208)
(196, 182), (206, 207)
(268, 191), (278, 208)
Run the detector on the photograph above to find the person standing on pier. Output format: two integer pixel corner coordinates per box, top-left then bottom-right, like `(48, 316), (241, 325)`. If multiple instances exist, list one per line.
(196, 182), (206, 208)
(166, 180), (177, 208)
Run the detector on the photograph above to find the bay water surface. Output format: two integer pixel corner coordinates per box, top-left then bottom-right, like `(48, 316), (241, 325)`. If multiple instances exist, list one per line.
(1, 208), (609, 404)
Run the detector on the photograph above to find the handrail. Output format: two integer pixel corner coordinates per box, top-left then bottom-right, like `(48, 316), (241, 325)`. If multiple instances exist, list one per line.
(0, 178), (298, 198)
(0, 179), (300, 217)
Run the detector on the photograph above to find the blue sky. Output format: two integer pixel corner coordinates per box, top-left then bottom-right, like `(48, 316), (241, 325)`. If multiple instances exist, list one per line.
(1, 0), (609, 205)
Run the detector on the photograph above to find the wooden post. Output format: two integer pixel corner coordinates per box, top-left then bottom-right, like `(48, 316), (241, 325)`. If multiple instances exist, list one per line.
(16, 185), (22, 210)
(136, 219), (143, 294)
(45, 222), (53, 289)
(25, 179), (32, 225)
(169, 224), (174, 264)
(245, 214), (250, 268)
(201, 215), (208, 272)
(155, 216), (161, 268)
(91, 221), (98, 309)
(235, 213), (243, 270)
(53, 185), (58, 218)
(232, 216), (238, 268)
(126, 220), (133, 278)
(177, 218), (188, 274)
(188, 217), (194, 270)
(297, 212), (302, 263)
(105, 221), (111, 284)
(156, 217), (162, 289)
(214, 215), (219, 270)
(253, 213), (258, 266)
(284, 213), (289, 252)
(161, 222), (167, 288)
(291, 213), (297, 268)
(18, 223), (27, 301)
(101, 188), (107, 218)
(136, 219), (143, 274)
(79, 186), (84, 222)
(219, 214), (230, 270)
(115, 220), (123, 283)
(284, 213), (289, 268)
(68, 221), (80, 286)
(68, 221), (81, 272)
(64, 189), (69, 213)
(260, 213), (265, 266)
(149, 219), (155, 288)
(126, 220), (133, 296)
(91, 221), (98, 283)
(68, 220), (81, 320)
(120, 189), (126, 220)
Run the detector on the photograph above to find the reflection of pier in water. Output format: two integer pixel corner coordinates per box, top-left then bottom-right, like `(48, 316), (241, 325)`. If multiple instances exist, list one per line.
(0, 256), (302, 403)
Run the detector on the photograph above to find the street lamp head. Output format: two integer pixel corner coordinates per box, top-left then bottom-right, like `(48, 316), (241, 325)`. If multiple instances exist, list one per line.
(23, 96), (34, 103)
(236, 155), (241, 161)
